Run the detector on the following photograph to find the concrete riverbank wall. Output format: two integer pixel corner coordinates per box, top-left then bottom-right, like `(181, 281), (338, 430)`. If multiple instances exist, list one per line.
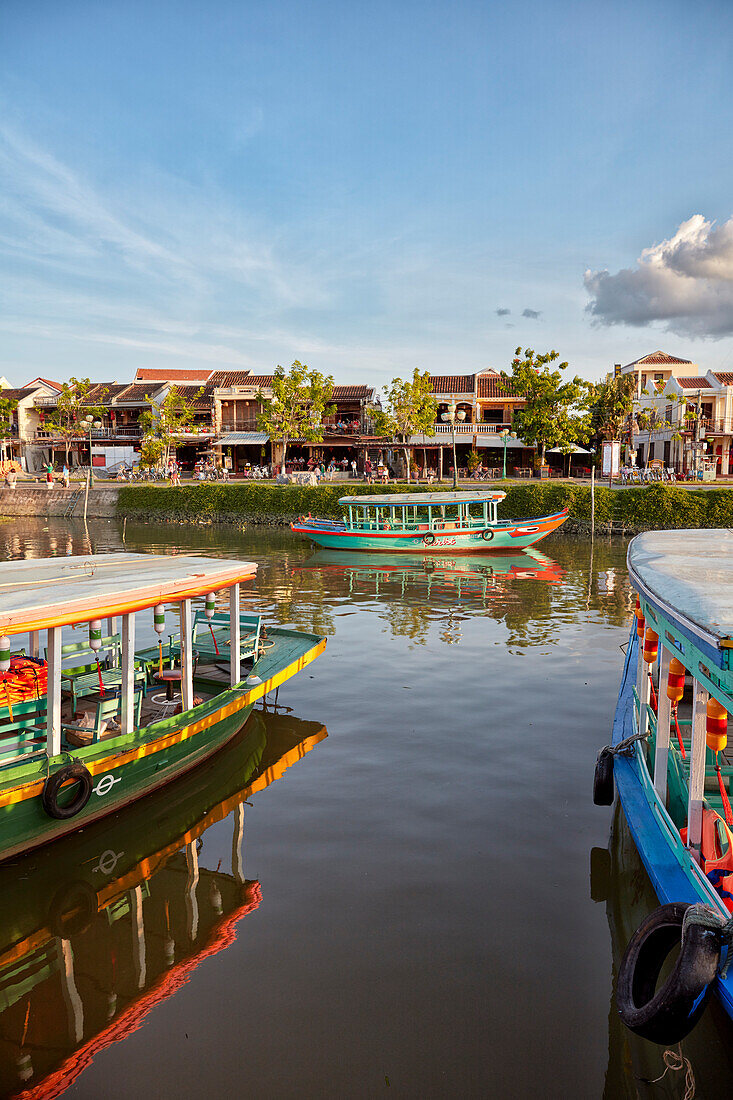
(2, 482), (733, 533)
(0, 485), (119, 519)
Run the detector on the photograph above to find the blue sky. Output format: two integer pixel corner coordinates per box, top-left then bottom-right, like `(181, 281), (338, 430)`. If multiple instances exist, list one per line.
(2, 0), (732, 389)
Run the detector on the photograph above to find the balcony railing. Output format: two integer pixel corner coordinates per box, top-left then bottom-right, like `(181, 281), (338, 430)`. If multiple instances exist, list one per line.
(433, 422), (513, 434)
(220, 419), (261, 433)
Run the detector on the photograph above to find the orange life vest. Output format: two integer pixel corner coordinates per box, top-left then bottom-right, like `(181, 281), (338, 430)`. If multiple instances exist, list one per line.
(681, 806), (733, 913)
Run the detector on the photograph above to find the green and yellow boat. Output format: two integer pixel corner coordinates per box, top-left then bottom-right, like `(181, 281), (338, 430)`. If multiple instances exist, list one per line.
(0, 553), (325, 862)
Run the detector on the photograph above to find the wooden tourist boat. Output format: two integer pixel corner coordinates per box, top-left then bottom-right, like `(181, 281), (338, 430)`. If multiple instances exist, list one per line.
(290, 491), (568, 553)
(595, 530), (733, 1045)
(0, 707), (327, 1097)
(0, 553), (325, 863)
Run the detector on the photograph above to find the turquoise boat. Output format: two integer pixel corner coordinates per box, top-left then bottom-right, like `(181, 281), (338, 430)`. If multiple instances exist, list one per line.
(596, 530), (733, 1045)
(0, 707), (327, 1097)
(0, 553), (325, 862)
(290, 490), (568, 553)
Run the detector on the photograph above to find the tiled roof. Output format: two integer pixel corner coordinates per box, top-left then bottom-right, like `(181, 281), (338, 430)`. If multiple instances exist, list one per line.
(713, 373), (733, 386)
(0, 388), (35, 401)
(134, 368), (214, 383)
(332, 385), (374, 400)
(429, 375), (475, 394)
(210, 371), (273, 389)
(82, 383), (130, 403)
(676, 376), (711, 389)
(624, 350), (693, 368)
(168, 384), (210, 410)
(477, 375), (518, 399)
(23, 376), (62, 391)
(115, 384), (160, 403)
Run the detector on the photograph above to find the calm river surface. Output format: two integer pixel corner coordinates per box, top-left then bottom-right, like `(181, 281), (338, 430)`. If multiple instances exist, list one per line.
(0, 519), (731, 1098)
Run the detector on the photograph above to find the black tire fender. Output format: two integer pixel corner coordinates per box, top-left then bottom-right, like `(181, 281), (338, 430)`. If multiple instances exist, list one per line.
(481, 529), (495, 541)
(617, 902), (721, 1044)
(42, 763), (93, 820)
(593, 747), (614, 805)
(423, 533), (435, 546)
(48, 879), (98, 938)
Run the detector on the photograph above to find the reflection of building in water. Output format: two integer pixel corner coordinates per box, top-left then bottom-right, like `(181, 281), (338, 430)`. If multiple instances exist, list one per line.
(0, 708), (326, 1098)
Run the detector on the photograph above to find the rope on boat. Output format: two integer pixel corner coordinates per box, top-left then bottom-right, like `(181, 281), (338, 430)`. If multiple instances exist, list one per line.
(682, 904), (733, 978)
(715, 754), (733, 827)
(601, 730), (649, 758)
(673, 702), (687, 760)
(638, 1046), (696, 1099)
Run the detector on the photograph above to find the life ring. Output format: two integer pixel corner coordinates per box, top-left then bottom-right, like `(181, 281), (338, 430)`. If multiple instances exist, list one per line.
(593, 747), (614, 805)
(423, 533), (436, 546)
(48, 879), (98, 938)
(617, 902), (721, 1044)
(481, 529), (495, 542)
(42, 763), (93, 820)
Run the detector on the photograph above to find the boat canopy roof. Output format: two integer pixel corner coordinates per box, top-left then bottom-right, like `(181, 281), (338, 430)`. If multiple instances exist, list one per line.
(628, 531), (733, 648)
(337, 491), (506, 507)
(0, 553), (258, 635)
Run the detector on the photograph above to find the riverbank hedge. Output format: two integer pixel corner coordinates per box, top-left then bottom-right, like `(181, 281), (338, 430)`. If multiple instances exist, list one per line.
(116, 481), (733, 532)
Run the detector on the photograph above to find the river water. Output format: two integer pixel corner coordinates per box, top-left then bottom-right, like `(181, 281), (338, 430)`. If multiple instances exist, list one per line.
(0, 519), (730, 1098)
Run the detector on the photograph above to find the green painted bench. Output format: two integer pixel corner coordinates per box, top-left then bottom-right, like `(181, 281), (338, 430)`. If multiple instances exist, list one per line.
(0, 697), (48, 769)
(47, 634), (147, 711)
(63, 689), (143, 747)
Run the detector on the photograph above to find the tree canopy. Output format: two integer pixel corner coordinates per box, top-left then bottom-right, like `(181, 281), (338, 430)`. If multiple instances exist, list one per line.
(372, 370), (437, 482)
(256, 361), (334, 472)
(501, 348), (588, 465)
(45, 378), (108, 464)
(139, 385), (203, 469)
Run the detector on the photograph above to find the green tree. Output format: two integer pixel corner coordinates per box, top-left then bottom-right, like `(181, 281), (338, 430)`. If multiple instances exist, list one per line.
(500, 348), (587, 466)
(0, 396), (17, 465)
(587, 373), (637, 442)
(46, 378), (108, 465)
(139, 385), (203, 470)
(372, 370), (437, 483)
(256, 361), (334, 473)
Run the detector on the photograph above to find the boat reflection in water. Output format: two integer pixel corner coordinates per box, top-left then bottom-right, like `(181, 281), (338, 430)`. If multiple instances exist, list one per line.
(592, 804), (733, 1098)
(0, 708), (327, 1099)
(299, 547), (563, 602)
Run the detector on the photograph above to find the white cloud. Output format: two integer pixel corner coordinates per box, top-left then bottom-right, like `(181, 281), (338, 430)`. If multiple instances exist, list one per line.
(584, 215), (733, 337)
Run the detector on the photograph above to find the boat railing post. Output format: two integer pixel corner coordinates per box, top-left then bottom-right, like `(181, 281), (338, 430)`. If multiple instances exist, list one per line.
(180, 599), (194, 712)
(637, 635), (650, 737)
(120, 612), (136, 735)
(29, 630), (40, 659)
(229, 584), (241, 687)
(46, 626), (62, 757)
(653, 647), (671, 802)
(687, 677), (709, 858)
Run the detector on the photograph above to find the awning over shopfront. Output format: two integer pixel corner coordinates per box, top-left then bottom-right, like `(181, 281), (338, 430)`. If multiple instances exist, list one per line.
(218, 432), (269, 445)
(475, 435), (527, 448)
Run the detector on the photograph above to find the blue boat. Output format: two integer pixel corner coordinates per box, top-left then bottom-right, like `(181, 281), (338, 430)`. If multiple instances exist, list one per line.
(600, 530), (733, 1044)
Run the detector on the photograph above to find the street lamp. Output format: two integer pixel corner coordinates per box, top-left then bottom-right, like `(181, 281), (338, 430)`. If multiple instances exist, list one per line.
(500, 428), (518, 479)
(441, 401), (466, 489)
(84, 414), (102, 485)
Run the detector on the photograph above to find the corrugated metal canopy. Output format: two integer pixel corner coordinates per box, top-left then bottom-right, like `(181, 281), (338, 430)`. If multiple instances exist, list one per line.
(218, 432), (269, 445)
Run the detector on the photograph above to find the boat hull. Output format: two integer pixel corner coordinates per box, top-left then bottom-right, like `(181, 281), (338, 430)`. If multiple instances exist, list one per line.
(0, 628), (326, 863)
(612, 626), (733, 1024)
(291, 508), (568, 553)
